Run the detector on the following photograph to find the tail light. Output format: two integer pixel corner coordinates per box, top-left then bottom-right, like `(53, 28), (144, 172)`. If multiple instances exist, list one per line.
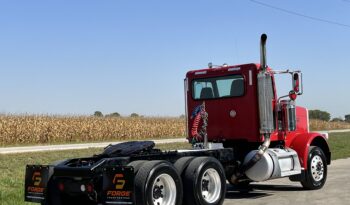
(86, 184), (94, 193)
(58, 183), (65, 191)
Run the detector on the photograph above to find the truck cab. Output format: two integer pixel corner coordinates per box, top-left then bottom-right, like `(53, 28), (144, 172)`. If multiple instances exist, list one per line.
(185, 34), (330, 188)
(186, 63), (263, 143)
(185, 64), (311, 143)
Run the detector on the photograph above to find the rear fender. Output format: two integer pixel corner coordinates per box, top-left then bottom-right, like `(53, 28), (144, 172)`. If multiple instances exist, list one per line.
(289, 132), (330, 169)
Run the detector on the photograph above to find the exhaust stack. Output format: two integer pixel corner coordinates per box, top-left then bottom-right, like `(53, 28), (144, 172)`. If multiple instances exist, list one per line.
(232, 34), (273, 183)
(260, 34), (267, 72)
(257, 33), (274, 134)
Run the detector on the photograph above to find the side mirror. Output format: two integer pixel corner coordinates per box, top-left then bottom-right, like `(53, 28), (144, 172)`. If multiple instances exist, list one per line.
(292, 72), (303, 95)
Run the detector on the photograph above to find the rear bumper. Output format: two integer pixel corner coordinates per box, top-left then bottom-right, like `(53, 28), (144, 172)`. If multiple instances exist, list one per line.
(25, 165), (135, 204)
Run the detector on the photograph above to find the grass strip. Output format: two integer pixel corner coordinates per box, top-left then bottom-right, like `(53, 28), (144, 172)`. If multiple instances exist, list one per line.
(1, 133), (349, 205)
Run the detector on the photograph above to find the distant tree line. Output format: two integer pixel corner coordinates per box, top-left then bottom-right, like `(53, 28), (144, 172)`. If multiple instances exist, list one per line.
(93, 111), (121, 118)
(93, 111), (141, 118)
(309, 110), (331, 121)
(345, 114), (350, 122)
(309, 109), (350, 123)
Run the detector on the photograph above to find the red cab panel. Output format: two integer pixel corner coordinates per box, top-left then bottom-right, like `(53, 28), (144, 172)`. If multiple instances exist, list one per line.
(186, 64), (261, 142)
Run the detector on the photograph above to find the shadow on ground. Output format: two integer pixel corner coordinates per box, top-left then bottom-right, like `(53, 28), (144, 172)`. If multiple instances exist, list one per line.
(225, 183), (303, 199)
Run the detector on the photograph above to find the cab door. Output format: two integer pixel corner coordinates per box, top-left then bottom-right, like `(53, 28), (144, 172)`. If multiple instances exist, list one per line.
(189, 65), (260, 142)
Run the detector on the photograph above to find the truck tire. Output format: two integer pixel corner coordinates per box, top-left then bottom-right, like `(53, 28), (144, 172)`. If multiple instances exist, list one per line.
(134, 160), (183, 205)
(128, 160), (148, 174)
(301, 146), (327, 190)
(183, 157), (226, 205)
(174, 156), (195, 175)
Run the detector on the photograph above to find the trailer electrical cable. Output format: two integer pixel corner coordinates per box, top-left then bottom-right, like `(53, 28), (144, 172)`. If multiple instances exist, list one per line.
(190, 102), (208, 145)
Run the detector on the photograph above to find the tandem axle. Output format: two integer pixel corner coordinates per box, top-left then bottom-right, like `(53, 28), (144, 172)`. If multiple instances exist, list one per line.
(25, 141), (233, 205)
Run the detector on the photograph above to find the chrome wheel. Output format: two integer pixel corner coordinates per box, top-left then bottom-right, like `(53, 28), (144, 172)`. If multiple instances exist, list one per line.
(200, 168), (221, 203)
(310, 155), (324, 182)
(183, 157), (226, 205)
(152, 174), (176, 205)
(300, 146), (328, 190)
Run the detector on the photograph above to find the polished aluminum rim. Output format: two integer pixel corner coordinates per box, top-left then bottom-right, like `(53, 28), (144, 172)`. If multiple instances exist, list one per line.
(311, 155), (324, 182)
(200, 168), (221, 203)
(152, 174), (176, 205)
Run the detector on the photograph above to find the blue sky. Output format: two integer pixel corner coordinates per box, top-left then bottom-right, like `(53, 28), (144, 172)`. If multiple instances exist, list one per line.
(0, 0), (349, 118)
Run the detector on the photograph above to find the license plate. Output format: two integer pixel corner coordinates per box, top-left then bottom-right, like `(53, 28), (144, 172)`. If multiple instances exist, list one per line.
(102, 166), (134, 205)
(24, 165), (53, 203)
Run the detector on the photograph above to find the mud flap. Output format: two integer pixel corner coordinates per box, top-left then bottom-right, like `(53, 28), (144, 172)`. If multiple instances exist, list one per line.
(25, 165), (53, 203)
(102, 166), (134, 205)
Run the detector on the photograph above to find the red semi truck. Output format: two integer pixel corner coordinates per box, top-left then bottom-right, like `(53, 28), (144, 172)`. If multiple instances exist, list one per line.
(25, 34), (330, 205)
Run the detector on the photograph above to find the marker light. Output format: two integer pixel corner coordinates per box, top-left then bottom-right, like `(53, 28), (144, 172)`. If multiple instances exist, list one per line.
(58, 183), (64, 191)
(289, 90), (297, 101)
(80, 184), (86, 192)
(86, 184), (94, 193)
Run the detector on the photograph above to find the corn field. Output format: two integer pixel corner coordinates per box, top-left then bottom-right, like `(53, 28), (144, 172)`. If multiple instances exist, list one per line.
(0, 115), (186, 146)
(1, 115), (349, 146)
(309, 119), (350, 131)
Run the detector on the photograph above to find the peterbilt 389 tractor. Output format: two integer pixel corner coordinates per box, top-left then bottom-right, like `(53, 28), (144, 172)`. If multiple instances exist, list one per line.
(25, 34), (330, 205)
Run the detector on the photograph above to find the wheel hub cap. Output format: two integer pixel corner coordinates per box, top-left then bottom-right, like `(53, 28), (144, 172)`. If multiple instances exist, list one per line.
(152, 174), (176, 205)
(311, 155), (324, 182)
(201, 168), (221, 203)
(153, 185), (163, 199)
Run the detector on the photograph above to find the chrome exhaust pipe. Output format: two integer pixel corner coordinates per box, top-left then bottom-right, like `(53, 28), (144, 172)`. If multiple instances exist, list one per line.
(231, 34), (272, 184)
(260, 33), (267, 72)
